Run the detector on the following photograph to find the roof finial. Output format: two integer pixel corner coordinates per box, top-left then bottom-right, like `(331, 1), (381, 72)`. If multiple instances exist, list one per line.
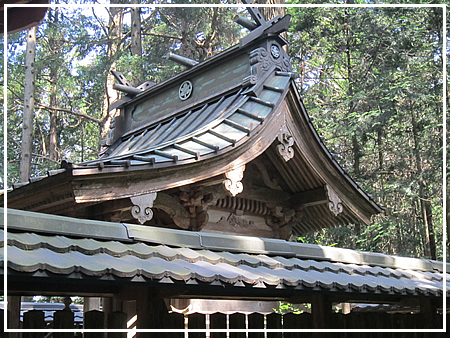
(238, 0), (291, 48)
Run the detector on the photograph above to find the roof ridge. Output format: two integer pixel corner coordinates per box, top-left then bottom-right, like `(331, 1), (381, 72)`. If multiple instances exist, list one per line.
(3, 208), (447, 273)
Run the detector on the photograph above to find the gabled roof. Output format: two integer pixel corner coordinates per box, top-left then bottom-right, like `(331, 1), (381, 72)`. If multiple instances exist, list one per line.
(3, 209), (449, 300)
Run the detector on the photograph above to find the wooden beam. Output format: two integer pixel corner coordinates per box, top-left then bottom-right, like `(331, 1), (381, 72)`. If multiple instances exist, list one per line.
(239, 185), (291, 206)
(290, 187), (328, 208)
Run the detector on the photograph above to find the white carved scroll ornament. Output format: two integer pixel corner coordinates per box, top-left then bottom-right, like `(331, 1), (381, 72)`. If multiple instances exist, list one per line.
(277, 126), (295, 162)
(325, 186), (343, 216)
(130, 192), (157, 224)
(223, 165), (246, 197)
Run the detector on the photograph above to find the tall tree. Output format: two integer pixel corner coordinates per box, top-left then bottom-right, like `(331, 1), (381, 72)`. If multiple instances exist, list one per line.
(19, 26), (37, 182)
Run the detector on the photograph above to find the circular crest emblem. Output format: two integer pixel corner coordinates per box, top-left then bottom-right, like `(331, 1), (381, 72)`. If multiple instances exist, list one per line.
(271, 44), (280, 59)
(179, 80), (193, 101)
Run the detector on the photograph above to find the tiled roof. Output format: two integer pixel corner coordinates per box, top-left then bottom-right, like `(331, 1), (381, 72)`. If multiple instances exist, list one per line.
(3, 209), (448, 298)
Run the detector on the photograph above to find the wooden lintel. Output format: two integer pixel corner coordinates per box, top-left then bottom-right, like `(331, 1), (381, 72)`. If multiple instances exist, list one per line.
(89, 198), (133, 220)
(290, 187), (328, 208)
(116, 285), (188, 302)
(239, 185), (291, 206)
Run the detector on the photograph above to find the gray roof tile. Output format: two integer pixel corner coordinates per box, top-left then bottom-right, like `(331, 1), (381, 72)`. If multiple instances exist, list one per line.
(4, 229), (449, 297)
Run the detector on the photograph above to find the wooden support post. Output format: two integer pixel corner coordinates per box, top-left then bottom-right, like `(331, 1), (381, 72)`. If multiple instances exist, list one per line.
(248, 313), (264, 337)
(210, 313), (226, 338)
(23, 310), (45, 338)
(229, 313), (246, 338)
(7, 296), (21, 338)
(107, 311), (127, 338)
(187, 313), (206, 338)
(266, 313), (282, 338)
(135, 287), (183, 338)
(84, 309), (105, 338)
(420, 298), (437, 329)
(311, 294), (331, 329)
(0, 309), (5, 338)
(53, 310), (74, 338)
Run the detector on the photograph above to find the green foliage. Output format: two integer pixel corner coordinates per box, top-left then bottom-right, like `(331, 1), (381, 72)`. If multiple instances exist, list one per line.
(287, 4), (445, 260)
(274, 301), (310, 315)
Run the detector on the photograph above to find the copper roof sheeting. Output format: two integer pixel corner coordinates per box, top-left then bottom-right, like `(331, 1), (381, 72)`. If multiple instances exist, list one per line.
(2, 209), (449, 298)
(81, 71), (291, 168)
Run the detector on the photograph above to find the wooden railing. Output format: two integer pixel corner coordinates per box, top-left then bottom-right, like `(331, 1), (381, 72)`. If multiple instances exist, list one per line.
(1, 309), (447, 337)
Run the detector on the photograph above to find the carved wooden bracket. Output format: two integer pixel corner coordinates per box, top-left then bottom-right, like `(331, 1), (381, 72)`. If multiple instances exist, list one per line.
(325, 185), (343, 216)
(178, 186), (213, 231)
(265, 205), (303, 240)
(252, 158), (282, 190)
(223, 165), (246, 197)
(277, 126), (294, 162)
(130, 192), (157, 224)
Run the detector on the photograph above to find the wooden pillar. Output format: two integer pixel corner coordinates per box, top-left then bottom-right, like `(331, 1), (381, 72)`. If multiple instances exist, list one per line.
(0, 309), (6, 338)
(248, 313), (264, 337)
(53, 310), (74, 338)
(135, 287), (183, 338)
(311, 294), (331, 330)
(210, 313), (226, 338)
(7, 296), (21, 338)
(420, 298), (437, 329)
(23, 310), (45, 338)
(228, 313), (246, 338)
(107, 311), (127, 338)
(187, 313), (206, 338)
(84, 310), (105, 338)
(266, 313), (282, 338)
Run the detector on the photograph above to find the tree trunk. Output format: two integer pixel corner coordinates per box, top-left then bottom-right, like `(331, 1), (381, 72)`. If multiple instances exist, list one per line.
(130, 0), (142, 86)
(421, 198), (436, 260)
(411, 109), (436, 260)
(19, 26), (37, 182)
(48, 7), (59, 162)
(257, 0), (285, 21)
(100, 4), (123, 145)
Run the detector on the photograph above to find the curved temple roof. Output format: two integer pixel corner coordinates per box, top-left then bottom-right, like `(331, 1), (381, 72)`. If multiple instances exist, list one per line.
(5, 9), (382, 236)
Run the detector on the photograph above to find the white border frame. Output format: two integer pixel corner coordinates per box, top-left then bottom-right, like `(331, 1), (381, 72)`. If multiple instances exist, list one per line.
(3, 2), (447, 335)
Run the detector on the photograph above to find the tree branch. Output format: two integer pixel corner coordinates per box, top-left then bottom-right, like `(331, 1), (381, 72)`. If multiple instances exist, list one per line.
(37, 104), (104, 124)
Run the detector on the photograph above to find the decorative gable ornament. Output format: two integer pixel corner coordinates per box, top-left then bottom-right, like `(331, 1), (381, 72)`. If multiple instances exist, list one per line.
(277, 126), (295, 162)
(130, 192), (157, 224)
(223, 165), (246, 197)
(325, 185), (343, 216)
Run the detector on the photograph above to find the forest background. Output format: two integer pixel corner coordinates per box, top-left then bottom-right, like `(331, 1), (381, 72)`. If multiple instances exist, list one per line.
(3, 0), (448, 262)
